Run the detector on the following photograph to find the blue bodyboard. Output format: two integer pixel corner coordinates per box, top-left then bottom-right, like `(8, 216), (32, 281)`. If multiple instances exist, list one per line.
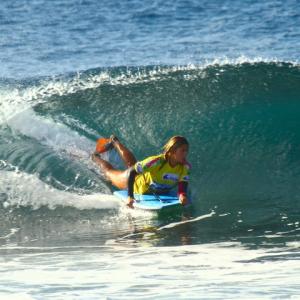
(113, 190), (181, 211)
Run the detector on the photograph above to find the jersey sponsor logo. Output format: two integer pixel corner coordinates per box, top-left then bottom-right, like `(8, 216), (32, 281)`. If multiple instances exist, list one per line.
(149, 182), (172, 191)
(163, 173), (179, 181)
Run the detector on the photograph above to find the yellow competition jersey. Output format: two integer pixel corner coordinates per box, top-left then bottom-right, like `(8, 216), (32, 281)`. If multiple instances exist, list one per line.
(133, 154), (191, 195)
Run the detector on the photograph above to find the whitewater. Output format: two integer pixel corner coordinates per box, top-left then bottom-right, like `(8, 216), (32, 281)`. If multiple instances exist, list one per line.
(1, 0), (300, 299)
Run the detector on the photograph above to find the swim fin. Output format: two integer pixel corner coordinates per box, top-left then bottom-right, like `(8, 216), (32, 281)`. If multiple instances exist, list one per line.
(95, 137), (113, 153)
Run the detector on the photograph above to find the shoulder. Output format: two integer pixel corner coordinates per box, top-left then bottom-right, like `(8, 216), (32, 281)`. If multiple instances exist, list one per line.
(135, 154), (164, 173)
(144, 154), (164, 168)
(183, 161), (192, 172)
(183, 160), (192, 170)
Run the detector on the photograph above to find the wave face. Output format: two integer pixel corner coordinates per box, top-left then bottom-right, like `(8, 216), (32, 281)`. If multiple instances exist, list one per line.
(1, 60), (300, 243)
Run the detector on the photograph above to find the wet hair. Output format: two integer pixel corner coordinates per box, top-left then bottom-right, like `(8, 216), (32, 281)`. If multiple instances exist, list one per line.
(163, 136), (189, 161)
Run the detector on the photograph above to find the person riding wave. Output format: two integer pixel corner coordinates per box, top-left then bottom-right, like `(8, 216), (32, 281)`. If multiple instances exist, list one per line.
(92, 135), (191, 208)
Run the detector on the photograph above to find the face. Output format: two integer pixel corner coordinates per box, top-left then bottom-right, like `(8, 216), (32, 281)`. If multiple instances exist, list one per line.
(170, 144), (189, 165)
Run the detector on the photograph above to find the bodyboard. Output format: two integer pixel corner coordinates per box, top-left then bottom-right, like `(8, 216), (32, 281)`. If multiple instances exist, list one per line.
(113, 190), (181, 211)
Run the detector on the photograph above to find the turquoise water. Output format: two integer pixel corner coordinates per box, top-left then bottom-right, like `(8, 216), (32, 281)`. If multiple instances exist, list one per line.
(1, 62), (300, 299)
(1, 0), (300, 298)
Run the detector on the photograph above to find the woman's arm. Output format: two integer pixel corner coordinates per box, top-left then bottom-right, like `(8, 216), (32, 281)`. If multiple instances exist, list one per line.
(178, 181), (188, 205)
(127, 167), (137, 208)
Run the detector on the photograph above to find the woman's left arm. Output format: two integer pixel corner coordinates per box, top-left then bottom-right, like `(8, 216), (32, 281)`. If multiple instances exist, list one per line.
(178, 181), (188, 205)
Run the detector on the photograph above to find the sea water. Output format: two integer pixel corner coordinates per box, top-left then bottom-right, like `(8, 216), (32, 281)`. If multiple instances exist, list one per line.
(0, 0), (300, 299)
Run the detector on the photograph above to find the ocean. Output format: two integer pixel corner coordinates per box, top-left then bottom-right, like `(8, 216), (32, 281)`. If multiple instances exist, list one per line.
(0, 0), (300, 299)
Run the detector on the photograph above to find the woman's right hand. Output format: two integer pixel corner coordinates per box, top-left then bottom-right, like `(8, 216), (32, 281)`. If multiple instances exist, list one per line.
(127, 197), (135, 209)
(179, 193), (188, 206)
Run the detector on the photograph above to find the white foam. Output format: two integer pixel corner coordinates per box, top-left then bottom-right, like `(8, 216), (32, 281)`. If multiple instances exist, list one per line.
(0, 293), (34, 300)
(0, 73), (104, 124)
(0, 170), (120, 210)
(8, 108), (95, 159)
(0, 228), (20, 240)
(6, 108), (123, 175)
(1, 56), (298, 125)
(157, 211), (215, 230)
(1, 242), (298, 299)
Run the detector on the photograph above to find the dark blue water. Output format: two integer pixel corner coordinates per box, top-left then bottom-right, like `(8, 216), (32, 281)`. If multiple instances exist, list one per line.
(1, 0), (299, 78)
(0, 0), (300, 299)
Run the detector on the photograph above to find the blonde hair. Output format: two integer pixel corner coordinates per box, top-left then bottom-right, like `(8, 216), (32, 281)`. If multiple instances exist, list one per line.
(163, 136), (189, 161)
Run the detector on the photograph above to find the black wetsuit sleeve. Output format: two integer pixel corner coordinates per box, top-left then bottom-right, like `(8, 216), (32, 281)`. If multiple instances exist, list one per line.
(127, 167), (137, 198)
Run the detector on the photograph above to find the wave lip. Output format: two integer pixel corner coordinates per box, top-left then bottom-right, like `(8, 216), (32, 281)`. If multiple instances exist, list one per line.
(1, 57), (299, 121)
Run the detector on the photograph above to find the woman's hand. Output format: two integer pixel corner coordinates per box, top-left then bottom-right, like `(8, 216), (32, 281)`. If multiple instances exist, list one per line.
(127, 197), (135, 209)
(179, 193), (188, 206)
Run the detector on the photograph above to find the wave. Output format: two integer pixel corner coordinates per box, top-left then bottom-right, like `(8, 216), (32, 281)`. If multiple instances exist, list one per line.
(0, 59), (300, 238)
